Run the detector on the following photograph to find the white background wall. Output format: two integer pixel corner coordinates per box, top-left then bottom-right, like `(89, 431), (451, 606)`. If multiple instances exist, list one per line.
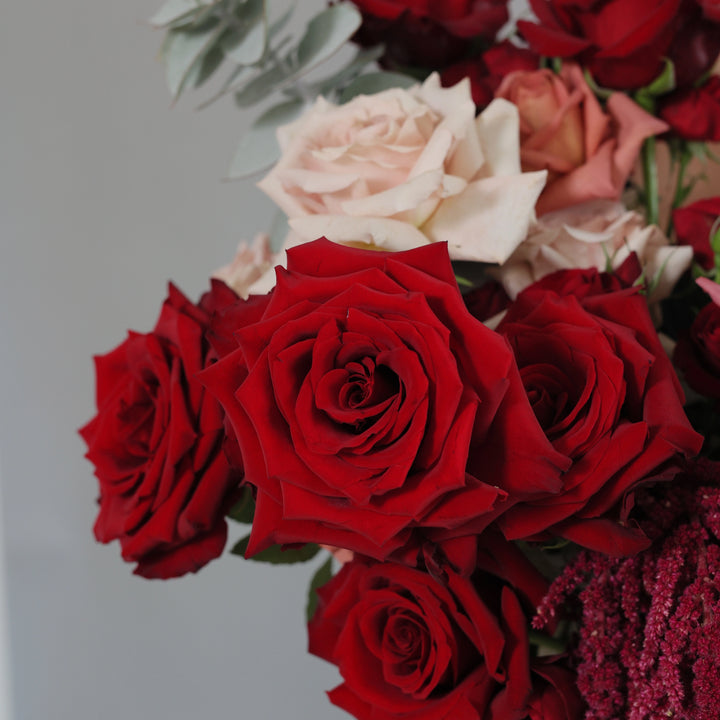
(0, 1), (530, 719)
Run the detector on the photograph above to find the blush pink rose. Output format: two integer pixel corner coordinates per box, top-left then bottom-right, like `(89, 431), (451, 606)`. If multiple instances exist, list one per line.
(494, 201), (692, 307)
(212, 233), (275, 299)
(495, 63), (669, 215)
(258, 74), (547, 265)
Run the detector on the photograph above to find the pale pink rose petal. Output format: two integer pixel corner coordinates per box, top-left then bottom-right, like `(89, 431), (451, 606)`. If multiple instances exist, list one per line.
(422, 170), (547, 263)
(289, 215), (432, 251)
(474, 98), (522, 177)
(212, 233), (275, 299)
(698, 276), (720, 306)
(319, 544), (354, 565)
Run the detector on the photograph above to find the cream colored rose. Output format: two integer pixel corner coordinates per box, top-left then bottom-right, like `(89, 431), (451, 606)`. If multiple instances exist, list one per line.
(212, 233), (275, 298)
(257, 74), (547, 264)
(494, 200), (693, 305)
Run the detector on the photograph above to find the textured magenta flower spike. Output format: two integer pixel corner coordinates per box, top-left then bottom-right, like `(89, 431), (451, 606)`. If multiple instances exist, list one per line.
(534, 459), (720, 719)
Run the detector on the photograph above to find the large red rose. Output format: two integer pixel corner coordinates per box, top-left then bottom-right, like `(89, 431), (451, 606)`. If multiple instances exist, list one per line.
(308, 558), (569, 720)
(518, 0), (719, 90)
(201, 239), (567, 562)
(673, 196), (720, 270)
(80, 281), (243, 579)
(492, 271), (702, 554)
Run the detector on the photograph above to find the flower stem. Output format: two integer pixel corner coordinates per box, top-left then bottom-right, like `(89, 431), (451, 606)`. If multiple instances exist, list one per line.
(666, 149), (690, 237)
(642, 136), (660, 227)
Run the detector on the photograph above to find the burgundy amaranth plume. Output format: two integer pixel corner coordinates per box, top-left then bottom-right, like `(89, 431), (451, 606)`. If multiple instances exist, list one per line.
(534, 459), (720, 719)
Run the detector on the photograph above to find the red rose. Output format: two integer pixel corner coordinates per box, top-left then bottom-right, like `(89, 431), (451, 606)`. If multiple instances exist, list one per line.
(493, 272), (702, 554)
(201, 239), (566, 562)
(441, 41), (540, 109)
(660, 76), (720, 142)
(673, 196), (720, 270)
(701, 0), (720, 20)
(350, 0), (509, 71)
(674, 300), (720, 401)
(308, 559), (537, 720)
(80, 281), (242, 579)
(518, 0), (701, 90)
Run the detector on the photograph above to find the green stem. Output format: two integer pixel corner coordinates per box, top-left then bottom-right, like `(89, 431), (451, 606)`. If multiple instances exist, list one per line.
(666, 150), (690, 238)
(642, 136), (660, 227)
(528, 630), (567, 656)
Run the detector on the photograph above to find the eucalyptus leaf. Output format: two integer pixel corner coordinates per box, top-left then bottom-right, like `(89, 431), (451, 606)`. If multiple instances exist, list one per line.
(306, 556), (333, 622)
(163, 20), (226, 98)
(311, 45), (385, 98)
(295, 3), (362, 72)
(150, 0), (208, 28)
(221, 0), (267, 65)
(228, 97), (305, 178)
(233, 3), (361, 107)
(339, 71), (417, 103)
(231, 536), (321, 564)
(267, 1), (295, 40)
(233, 62), (290, 107)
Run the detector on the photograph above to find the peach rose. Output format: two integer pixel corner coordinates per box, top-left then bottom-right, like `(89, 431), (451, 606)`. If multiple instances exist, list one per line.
(258, 74), (547, 264)
(495, 63), (669, 215)
(493, 200), (693, 305)
(212, 233), (275, 298)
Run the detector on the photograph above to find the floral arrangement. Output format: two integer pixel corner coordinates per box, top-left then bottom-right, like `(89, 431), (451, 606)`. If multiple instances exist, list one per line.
(81, 0), (720, 717)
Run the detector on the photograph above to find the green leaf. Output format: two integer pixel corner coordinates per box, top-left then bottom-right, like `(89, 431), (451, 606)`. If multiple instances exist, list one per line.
(583, 69), (614, 100)
(231, 536), (321, 564)
(267, 2), (295, 40)
(310, 45), (385, 99)
(162, 19), (226, 99)
(221, 0), (267, 66)
(233, 3), (361, 107)
(149, 0), (208, 28)
(339, 71), (417, 103)
(228, 97), (305, 178)
(642, 58), (676, 97)
(295, 3), (362, 71)
(227, 486), (255, 524)
(306, 556), (333, 622)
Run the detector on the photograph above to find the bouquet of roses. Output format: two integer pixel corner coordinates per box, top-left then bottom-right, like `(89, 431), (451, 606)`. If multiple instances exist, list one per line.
(80, 0), (720, 717)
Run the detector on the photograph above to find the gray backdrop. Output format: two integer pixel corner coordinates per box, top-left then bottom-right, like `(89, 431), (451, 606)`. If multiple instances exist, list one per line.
(0, 1), (528, 718)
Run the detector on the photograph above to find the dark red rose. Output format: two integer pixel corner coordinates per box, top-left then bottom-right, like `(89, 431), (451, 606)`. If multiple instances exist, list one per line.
(492, 272), (702, 554)
(80, 280), (243, 579)
(674, 299), (720, 401)
(673, 196), (720, 270)
(441, 41), (540, 109)
(201, 239), (567, 562)
(308, 558), (563, 720)
(667, 1), (720, 88)
(660, 76), (720, 142)
(350, 0), (510, 71)
(462, 279), (510, 322)
(527, 662), (584, 720)
(518, 0), (703, 90)
(701, 0), (720, 20)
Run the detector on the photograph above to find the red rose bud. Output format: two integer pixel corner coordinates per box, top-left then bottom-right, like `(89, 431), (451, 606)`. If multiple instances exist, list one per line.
(308, 558), (582, 720)
(674, 299), (720, 401)
(673, 196), (720, 270)
(80, 281), (243, 579)
(660, 76), (720, 142)
(493, 270), (702, 554)
(201, 239), (568, 563)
